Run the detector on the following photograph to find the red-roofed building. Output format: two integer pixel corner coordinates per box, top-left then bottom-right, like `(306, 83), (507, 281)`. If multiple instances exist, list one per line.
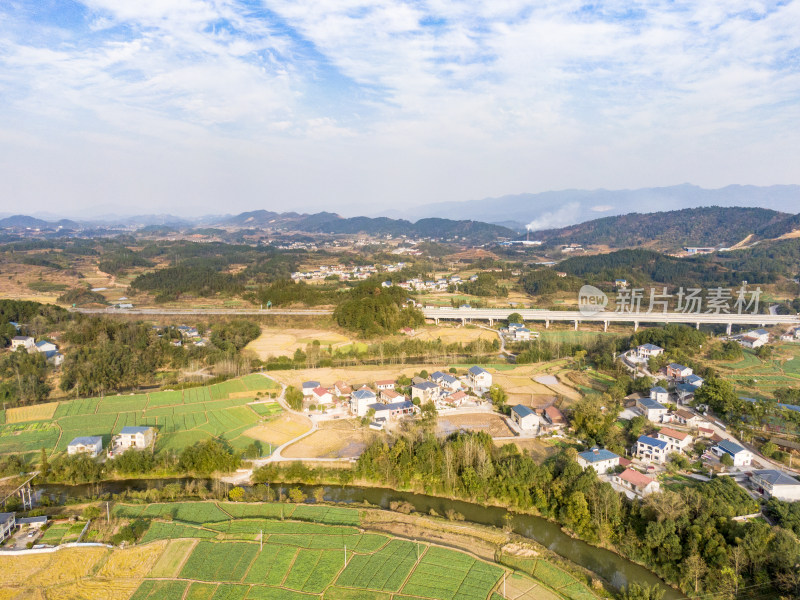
(375, 380), (396, 391)
(543, 406), (565, 427)
(657, 427), (693, 453)
(312, 387), (334, 404)
(440, 391), (468, 407)
(698, 427), (714, 438)
(334, 381), (352, 397)
(380, 389), (403, 402)
(613, 468), (660, 497)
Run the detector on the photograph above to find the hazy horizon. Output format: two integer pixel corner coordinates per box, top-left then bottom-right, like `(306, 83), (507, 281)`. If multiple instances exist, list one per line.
(1, 1), (799, 216)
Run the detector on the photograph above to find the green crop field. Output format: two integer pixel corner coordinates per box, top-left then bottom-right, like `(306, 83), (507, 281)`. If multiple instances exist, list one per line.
(0, 374), (281, 460)
(108, 501), (594, 600)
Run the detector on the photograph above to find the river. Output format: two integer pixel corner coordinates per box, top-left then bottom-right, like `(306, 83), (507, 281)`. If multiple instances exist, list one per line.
(38, 478), (683, 599)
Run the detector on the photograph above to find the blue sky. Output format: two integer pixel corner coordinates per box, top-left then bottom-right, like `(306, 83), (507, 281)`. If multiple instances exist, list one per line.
(0, 0), (799, 217)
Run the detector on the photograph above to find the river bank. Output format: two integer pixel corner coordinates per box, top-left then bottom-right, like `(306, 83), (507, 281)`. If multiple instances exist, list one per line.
(34, 477), (685, 599)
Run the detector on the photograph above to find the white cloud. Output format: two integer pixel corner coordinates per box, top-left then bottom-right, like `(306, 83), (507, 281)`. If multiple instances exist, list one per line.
(0, 0), (799, 215)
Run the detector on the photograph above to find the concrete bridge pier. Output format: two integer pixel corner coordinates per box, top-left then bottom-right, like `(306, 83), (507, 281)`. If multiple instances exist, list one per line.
(545, 319), (550, 328)
(461, 317), (466, 326)
(488, 318), (493, 326)
(435, 318), (439, 325)
(726, 322), (732, 335)
(634, 321), (639, 332)
(574, 320), (579, 331)
(696, 322), (700, 330)
(603, 321), (609, 332)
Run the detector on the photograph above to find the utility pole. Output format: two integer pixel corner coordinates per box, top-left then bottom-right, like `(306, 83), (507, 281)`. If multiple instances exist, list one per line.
(107, 501), (110, 523)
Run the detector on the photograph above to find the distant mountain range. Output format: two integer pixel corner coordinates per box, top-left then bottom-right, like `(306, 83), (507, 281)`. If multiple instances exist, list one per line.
(402, 184), (800, 230)
(0, 210), (516, 244)
(533, 206), (800, 249)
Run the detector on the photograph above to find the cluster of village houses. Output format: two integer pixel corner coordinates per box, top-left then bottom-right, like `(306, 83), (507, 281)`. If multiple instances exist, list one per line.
(500, 321), (540, 342)
(290, 262), (409, 282)
(301, 366), (496, 428)
(575, 341), (800, 501)
(154, 324), (208, 347)
(9, 335), (63, 366)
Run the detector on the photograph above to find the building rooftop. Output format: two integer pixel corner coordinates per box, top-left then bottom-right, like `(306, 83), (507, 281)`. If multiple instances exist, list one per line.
(651, 386), (668, 395)
(120, 426), (152, 435)
(638, 435), (668, 450)
(751, 469), (800, 487)
(639, 397), (666, 410)
(302, 381), (320, 388)
(68, 436), (103, 446)
(468, 366), (489, 375)
(578, 448), (619, 463)
(618, 468), (656, 488)
(511, 404), (535, 418)
(638, 343), (663, 352)
(717, 439), (748, 456)
(352, 389), (377, 400)
(659, 427), (690, 441)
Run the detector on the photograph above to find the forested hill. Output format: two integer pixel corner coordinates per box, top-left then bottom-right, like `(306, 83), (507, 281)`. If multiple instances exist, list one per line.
(558, 237), (800, 290)
(221, 211), (517, 242)
(532, 206), (799, 249)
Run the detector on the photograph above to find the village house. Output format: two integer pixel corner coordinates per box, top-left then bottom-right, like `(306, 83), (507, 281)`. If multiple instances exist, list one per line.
(34, 340), (57, 354)
(576, 447), (620, 473)
(0, 513), (15, 542)
(511, 405), (539, 431)
(657, 428), (693, 454)
(666, 363), (693, 380)
(311, 386), (334, 405)
(467, 366), (492, 390)
(67, 436), (103, 457)
(614, 468), (661, 497)
(374, 379), (395, 391)
(350, 388), (377, 417)
(749, 469), (800, 502)
(368, 400), (416, 422)
(380, 389), (403, 403)
(636, 435), (669, 464)
(734, 329), (770, 349)
(113, 426), (156, 453)
(542, 405), (566, 429)
(673, 409), (703, 428)
(436, 373), (461, 391)
(713, 440), (753, 467)
(635, 343), (664, 361)
(10, 336), (34, 351)
(685, 374), (704, 388)
(650, 386), (669, 404)
(636, 397), (668, 423)
(302, 381), (321, 397)
(334, 381), (352, 397)
(439, 390), (468, 408)
(697, 427), (715, 438)
(411, 381), (440, 403)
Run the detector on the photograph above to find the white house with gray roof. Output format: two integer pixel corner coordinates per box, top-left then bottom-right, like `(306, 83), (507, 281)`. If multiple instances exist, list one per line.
(67, 436), (103, 457)
(750, 469), (800, 501)
(467, 366), (492, 390)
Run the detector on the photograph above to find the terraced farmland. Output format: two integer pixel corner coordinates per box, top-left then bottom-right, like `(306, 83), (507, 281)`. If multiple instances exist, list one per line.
(2, 501), (598, 600)
(0, 373), (281, 460)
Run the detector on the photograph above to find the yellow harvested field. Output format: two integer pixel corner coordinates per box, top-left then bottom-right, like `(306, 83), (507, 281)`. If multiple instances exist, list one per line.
(244, 328), (354, 359)
(36, 547), (108, 587)
(438, 413), (515, 437)
(412, 326), (496, 344)
(148, 538), (196, 578)
(494, 438), (557, 462)
(283, 428), (374, 459)
(0, 553), (51, 587)
(244, 413), (312, 446)
(97, 540), (168, 578)
(6, 402), (59, 424)
(268, 364), (426, 389)
(45, 579), (140, 600)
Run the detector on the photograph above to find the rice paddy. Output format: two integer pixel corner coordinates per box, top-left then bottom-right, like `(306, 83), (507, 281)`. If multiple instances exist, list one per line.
(1, 501), (596, 600)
